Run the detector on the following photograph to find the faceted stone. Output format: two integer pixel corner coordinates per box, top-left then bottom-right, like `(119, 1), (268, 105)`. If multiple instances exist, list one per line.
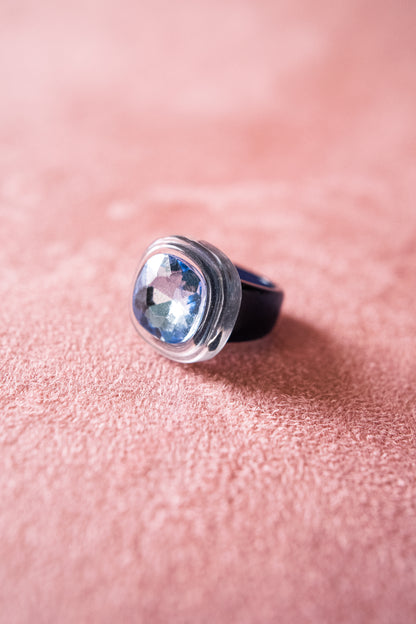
(132, 253), (206, 344)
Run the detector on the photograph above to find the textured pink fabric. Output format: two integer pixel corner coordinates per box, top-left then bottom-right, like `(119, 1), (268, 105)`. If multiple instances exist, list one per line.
(1, 1), (416, 622)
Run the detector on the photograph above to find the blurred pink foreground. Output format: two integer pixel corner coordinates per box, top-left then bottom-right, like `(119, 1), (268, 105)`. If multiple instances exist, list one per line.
(1, 1), (415, 622)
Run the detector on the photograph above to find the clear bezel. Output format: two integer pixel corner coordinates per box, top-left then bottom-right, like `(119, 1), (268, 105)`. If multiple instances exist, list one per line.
(130, 236), (242, 363)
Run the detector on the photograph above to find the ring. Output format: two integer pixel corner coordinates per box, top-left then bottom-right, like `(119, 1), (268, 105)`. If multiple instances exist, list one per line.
(130, 236), (284, 363)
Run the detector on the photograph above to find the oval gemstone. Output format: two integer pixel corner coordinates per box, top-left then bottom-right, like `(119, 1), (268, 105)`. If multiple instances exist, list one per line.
(132, 254), (206, 344)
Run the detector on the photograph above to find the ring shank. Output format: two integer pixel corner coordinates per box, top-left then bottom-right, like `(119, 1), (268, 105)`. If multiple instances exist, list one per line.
(229, 266), (284, 342)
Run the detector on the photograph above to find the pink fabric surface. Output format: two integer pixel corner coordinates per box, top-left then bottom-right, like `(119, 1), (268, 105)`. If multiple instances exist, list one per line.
(1, 1), (416, 622)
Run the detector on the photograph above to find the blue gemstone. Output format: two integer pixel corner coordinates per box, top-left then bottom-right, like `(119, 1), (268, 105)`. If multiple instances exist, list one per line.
(132, 254), (206, 344)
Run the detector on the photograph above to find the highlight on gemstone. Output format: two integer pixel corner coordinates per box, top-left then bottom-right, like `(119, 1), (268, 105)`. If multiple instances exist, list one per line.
(132, 253), (206, 344)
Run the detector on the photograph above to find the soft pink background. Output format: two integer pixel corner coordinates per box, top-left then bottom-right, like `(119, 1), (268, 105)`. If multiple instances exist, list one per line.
(1, 1), (416, 622)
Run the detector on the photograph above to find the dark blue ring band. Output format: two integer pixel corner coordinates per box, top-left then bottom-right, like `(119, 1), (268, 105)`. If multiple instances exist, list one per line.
(229, 266), (284, 342)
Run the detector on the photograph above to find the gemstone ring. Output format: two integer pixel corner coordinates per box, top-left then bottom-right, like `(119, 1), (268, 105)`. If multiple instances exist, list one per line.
(130, 236), (284, 363)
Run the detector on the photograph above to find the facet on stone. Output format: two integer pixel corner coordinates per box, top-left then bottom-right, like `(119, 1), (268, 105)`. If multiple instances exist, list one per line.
(132, 253), (206, 344)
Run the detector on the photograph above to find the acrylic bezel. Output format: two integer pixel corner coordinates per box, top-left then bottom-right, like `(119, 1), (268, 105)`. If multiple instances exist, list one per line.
(130, 236), (242, 363)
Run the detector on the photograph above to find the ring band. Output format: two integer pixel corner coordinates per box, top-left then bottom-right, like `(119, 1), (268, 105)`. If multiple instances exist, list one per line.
(130, 236), (284, 363)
